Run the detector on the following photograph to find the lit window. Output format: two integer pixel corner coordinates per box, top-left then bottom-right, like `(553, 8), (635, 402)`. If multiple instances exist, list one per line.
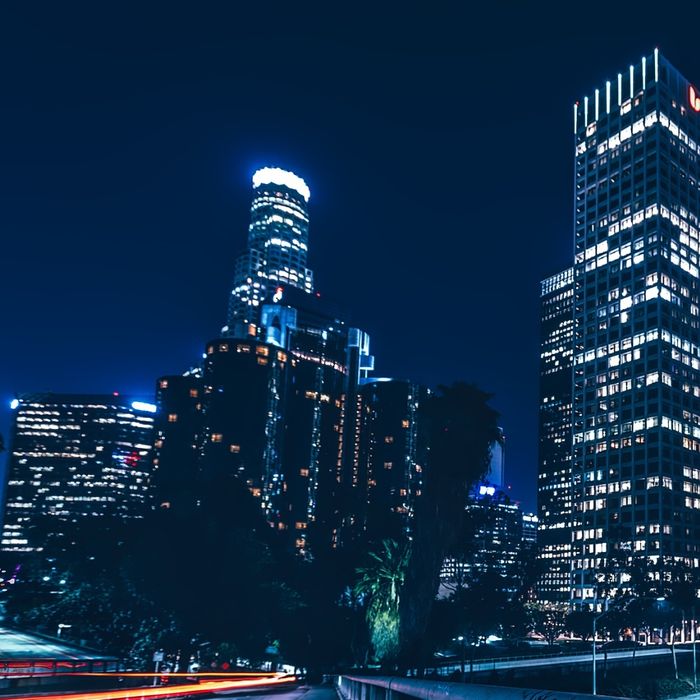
(168, 414), (178, 423)
(300, 468), (309, 477)
(230, 444), (240, 453)
(295, 522), (307, 530)
(401, 419), (410, 428)
(384, 462), (393, 470)
(189, 388), (198, 398)
(211, 433), (223, 443)
(257, 357), (268, 366)
(256, 345), (269, 357)
(219, 343), (229, 352)
(159, 379), (168, 389)
(384, 436), (394, 444)
(237, 344), (251, 353)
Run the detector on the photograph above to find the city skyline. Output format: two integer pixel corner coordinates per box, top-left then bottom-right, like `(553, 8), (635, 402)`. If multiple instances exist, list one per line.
(6, 6), (700, 511)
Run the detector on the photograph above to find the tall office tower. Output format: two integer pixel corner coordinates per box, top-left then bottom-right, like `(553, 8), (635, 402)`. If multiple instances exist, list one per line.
(260, 287), (373, 554)
(198, 337), (288, 525)
(225, 168), (313, 336)
(353, 378), (429, 545)
(1, 394), (155, 553)
(152, 370), (203, 511)
(537, 267), (575, 603)
(571, 51), (700, 604)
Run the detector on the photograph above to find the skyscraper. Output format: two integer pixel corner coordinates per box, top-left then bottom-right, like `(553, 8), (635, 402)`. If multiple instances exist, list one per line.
(537, 267), (574, 603)
(571, 51), (700, 604)
(353, 378), (429, 544)
(155, 166), (374, 556)
(1, 394), (155, 553)
(225, 167), (313, 336)
(151, 371), (203, 511)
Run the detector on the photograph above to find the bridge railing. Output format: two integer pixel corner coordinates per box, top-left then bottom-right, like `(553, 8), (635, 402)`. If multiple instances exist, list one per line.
(0, 659), (122, 678)
(337, 675), (627, 700)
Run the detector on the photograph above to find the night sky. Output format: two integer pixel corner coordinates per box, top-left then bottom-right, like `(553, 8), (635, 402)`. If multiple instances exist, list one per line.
(4, 2), (700, 511)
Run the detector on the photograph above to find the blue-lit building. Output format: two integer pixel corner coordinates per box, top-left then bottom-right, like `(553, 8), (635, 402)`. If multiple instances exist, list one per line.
(570, 51), (700, 603)
(224, 167), (313, 337)
(1, 394), (156, 553)
(155, 167), (374, 556)
(440, 483), (525, 597)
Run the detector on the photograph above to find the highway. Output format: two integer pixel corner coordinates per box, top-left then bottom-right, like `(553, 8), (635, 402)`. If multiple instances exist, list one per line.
(437, 645), (686, 674)
(219, 688), (336, 700)
(0, 627), (113, 661)
(0, 674), (300, 700)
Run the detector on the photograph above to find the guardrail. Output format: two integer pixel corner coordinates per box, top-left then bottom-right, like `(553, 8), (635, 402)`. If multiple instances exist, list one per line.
(429, 645), (673, 677)
(0, 659), (123, 678)
(337, 675), (628, 700)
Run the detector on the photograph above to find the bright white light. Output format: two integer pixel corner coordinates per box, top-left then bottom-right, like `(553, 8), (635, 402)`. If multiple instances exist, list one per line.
(9, 399), (19, 410)
(252, 167), (310, 202)
(654, 48), (659, 82)
(131, 401), (157, 414)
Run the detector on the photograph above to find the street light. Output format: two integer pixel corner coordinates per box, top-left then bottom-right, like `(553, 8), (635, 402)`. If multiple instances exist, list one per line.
(56, 623), (71, 638)
(454, 636), (465, 682)
(592, 599), (609, 696)
(692, 605), (697, 691)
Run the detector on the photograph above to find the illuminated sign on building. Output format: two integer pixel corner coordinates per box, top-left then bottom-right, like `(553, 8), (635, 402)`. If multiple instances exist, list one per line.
(690, 84), (700, 112)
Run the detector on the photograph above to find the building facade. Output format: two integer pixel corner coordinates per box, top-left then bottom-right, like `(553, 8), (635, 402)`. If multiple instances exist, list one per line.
(571, 51), (700, 603)
(1, 394), (155, 553)
(537, 267), (575, 603)
(353, 378), (430, 545)
(152, 371), (203, 511)
(225, 167), (313, 336)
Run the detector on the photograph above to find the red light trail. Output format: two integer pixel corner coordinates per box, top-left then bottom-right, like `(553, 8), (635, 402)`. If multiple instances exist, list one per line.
(9, 673), (296, 700)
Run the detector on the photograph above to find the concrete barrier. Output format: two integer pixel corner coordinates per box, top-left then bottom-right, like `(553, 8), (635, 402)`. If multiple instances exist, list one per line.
(337, 675), (632, 700)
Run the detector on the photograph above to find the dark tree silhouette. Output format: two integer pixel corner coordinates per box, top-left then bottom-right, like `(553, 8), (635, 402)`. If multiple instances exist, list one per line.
(398, 382), (500, 667)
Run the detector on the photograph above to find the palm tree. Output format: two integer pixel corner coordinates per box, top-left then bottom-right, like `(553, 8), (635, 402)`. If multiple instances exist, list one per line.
(355, 539), (410, 665)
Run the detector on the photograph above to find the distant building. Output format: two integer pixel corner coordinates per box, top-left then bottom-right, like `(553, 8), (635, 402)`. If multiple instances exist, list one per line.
(487, 428), (505, 488)
(522, 512), (539, 552)
(537, 267), (574, 604)
(440, 484), (523, 597)
(1, 393), (155, 553)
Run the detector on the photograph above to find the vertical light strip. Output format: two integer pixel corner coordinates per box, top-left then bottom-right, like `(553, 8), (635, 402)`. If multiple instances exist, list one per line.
(618, 73), (623, 105)
(574, 103), (578, 134)
(606, 81), (611, 113)
(642, 56), (647, 88)
(584, 96), (589, 125)
(630, 65), (634, 98)
(595, 89), (600, 120)
(654, 47), (659, 82)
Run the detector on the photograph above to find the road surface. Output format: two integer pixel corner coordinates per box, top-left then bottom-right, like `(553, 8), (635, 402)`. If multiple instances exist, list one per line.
(221, 689), (336, 700)
(437, 645), (685, 674)
(0, 627), (112, 660)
